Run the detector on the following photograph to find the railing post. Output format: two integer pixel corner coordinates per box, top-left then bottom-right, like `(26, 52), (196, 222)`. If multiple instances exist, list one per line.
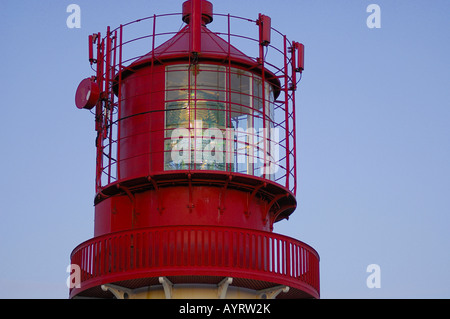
(190, 0), (202, 53)
(286, 241), (291, 277)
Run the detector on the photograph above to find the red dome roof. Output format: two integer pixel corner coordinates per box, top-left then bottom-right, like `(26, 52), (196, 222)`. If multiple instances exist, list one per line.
(129, 24), (257, 69)
(118, 20), (281, 98)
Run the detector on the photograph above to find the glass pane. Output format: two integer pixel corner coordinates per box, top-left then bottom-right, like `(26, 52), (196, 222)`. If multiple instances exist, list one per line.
(230, 70), (250, 111)
(164, 64), (276, 178)
(166, 65), (189, 101)
(166, 102), (189, 129)
(195, 102), (225, 128)
(253, 77), (263, 111)
(196, 65), (226, 102)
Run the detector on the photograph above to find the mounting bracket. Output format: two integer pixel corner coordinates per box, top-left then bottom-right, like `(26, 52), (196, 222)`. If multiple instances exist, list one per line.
(217, 277), (233, 299)
(258, 285), (289, 299)
(101, 284), (133, 299)
(159, 276), (174, 299)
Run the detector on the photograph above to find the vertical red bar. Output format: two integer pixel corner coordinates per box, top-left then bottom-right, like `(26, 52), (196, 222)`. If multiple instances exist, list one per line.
(159, 231), (164, 267)
(150, 16), (156, 171)
(259, 234), (263, 271)
(88, 35), (94, 64)
(257, 15), (269, 179)
(249, 234), (254, 269)
(102, 238), (108, 275)
(95, 34), (104, 192)
(94, 33), (103, 131)
(314, 254), (318, 291)
(258, 17), (267, 179)
(291, 86), (297, 195)
(92, 242), (97, 278)
(206, 229), (211, 267)
(284, 36), (290, 190)
(270, 237), (275, 273)
(306, 250), (311, 285)
(198, 229), (203, 267)
(105, 27), (112, 185)
(190, 0), (202, 53)
(286, 241), (291, 276)
(95, 33), (103, 135)
(293, 244), (298, 278)
(296, 42), (305, 73)
(225, 15), (232, 172)
(117, 25), (123, 181)
(148, 232), (154, 267)
(265, 235), (270, 272)
(289, 42), (299, 193)
(291, 42), (298, 89)
(259, 14), (271, 46)
(108, 30), (117, 184)
(316, 256), (320, 295)
(216, 229), (221, 267)
(117, 236), (122, 272)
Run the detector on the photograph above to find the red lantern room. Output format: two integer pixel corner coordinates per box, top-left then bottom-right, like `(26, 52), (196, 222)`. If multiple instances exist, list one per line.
(71, 0), (319, 299)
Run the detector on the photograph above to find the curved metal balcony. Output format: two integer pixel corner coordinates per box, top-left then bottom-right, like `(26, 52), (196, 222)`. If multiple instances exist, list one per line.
(69, 225), (319, 299)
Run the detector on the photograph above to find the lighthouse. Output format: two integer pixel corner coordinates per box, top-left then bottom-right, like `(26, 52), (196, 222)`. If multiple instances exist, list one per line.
(70, 0), (319, 299)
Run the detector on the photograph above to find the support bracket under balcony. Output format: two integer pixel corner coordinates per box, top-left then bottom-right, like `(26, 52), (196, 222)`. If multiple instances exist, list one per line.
(245, 183), (265, 218)
(258, 285), (290, 299)
(218, 175), (232, 215)
(101, 284), (133, 299)
(159, 276), (174, 299)
(148, 176), (164, 214)
(187, 173), (195, 213)
(217, 277), (233, 299)
(262, 193), (287, 226)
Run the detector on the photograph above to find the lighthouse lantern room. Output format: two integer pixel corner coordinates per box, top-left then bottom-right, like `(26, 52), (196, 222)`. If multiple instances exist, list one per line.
(71, 0), (319, 299)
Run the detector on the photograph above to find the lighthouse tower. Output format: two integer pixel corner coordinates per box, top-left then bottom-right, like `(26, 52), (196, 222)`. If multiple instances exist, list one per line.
(70, 0), (319, 299)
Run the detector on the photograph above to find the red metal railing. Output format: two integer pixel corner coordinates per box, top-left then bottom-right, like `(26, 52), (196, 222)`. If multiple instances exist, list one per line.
(70, 225), (319, 298)
(89, 12), (299, 195)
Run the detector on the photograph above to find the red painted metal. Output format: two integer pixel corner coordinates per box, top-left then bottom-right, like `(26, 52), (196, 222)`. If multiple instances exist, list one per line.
(130, 25), (257, 71)
(75, 78), (99, 110)
(93, 172), (296, 237)
(293, 41), (305, 73)
(182, 0), (213, 25)
(190, 0), (202, 53)
(258, 14), (271, 47)
(72, 2), (317, 299)
(70, 225), (320, 299)
(88, 35), (94, 65)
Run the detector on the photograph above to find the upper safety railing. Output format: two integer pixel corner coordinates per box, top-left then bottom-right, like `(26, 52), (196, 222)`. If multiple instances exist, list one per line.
(86, 11), (303, 195)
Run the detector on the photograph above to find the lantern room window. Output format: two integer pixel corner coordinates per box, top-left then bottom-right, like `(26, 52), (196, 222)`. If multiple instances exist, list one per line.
(164, 64), (276, 180)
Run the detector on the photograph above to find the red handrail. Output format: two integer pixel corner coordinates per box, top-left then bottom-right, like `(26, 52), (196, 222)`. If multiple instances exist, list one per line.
(70, 225), (319, 298)
(91, 12), (298, 195)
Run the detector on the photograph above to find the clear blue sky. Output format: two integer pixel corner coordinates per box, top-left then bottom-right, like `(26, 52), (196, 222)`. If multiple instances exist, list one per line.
(0, 0), (449, 299)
